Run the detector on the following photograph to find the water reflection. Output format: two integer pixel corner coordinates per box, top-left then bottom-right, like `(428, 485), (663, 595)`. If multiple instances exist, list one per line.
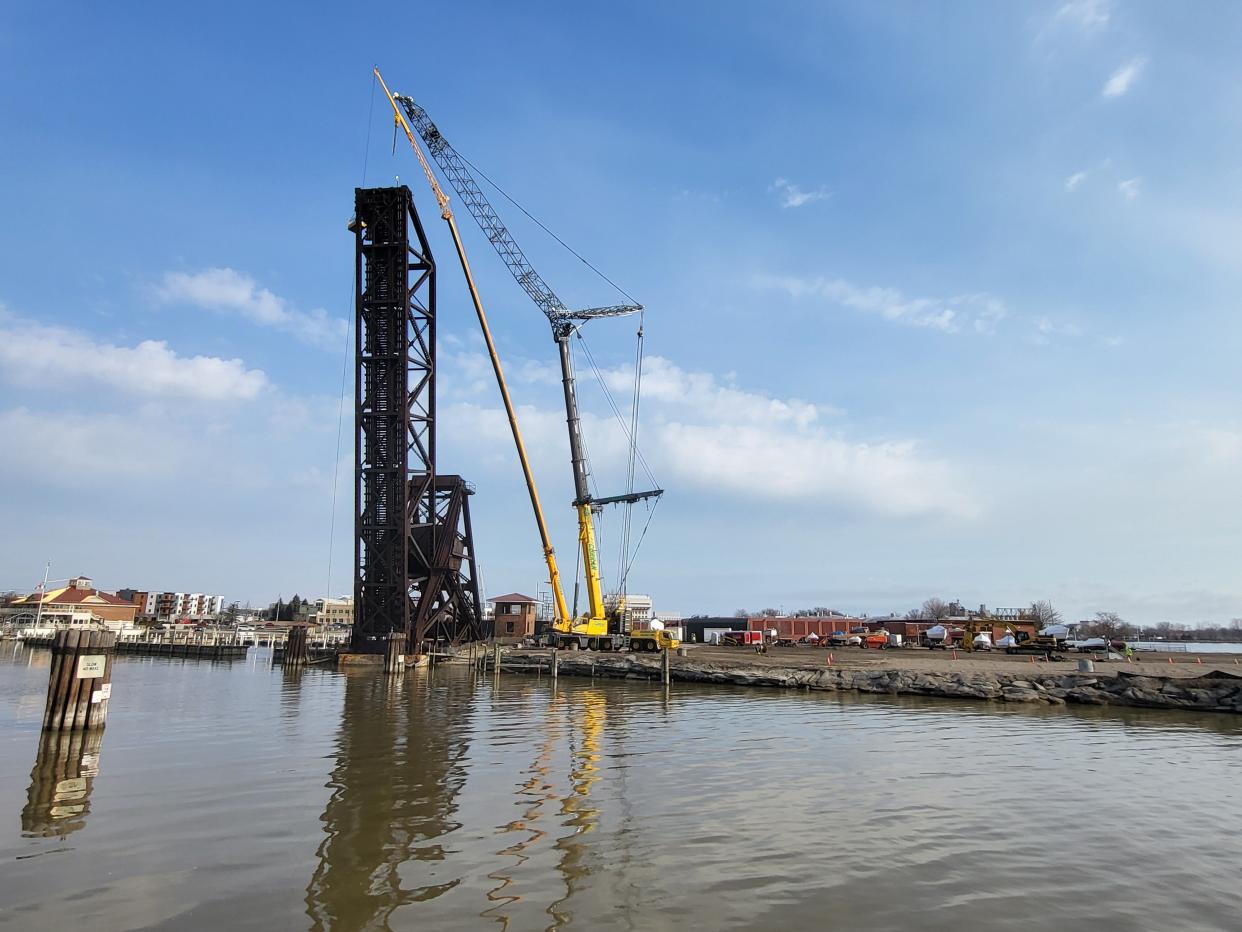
(294, 667), (1242, 931)
(21, 730), (104, 839)
(279, 665), (305, 725)
(304, 669), (473, 930)
(482, 692), (560, 927)
(547, 690), (606, 928)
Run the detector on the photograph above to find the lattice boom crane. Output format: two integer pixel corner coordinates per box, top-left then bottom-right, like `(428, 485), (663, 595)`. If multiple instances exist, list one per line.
(377, 71), (664, 648)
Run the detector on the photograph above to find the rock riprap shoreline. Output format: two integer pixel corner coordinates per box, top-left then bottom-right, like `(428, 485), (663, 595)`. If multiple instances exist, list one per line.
(496, 649), (1242, 714)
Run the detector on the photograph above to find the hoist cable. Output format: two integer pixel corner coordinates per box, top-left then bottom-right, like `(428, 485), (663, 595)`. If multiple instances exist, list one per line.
(456, 148), (640, 308)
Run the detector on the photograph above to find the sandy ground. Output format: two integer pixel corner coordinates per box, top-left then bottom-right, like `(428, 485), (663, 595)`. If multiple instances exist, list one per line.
(675, 643), (1242, 679)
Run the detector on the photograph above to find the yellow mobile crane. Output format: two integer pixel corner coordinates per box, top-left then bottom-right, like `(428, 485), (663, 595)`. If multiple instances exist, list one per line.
(375, 71), (673, 652)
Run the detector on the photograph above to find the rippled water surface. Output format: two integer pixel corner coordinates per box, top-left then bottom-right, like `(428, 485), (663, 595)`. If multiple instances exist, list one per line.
(2, 642), (1241, 931)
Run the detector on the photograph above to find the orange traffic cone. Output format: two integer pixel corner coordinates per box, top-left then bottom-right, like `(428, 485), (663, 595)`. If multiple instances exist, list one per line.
(1168, 657), (1174, 664)
(1197, 656), (1203, 664)
(952, 650), (958, 660)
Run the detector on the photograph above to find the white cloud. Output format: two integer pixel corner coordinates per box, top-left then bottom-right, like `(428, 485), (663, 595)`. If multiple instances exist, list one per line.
(154, 268), (347, 349)
(1102, 57), (1147, 98)
(756, 274), (1008, 334)
(1065, 170), (1088, 192)
(770, 178), (831, 209)
(1033, 0), (1112, 44)
(657, 422), (977, 518)
(1118, 177), (1141, 200)
(0, 407), (187, 482)
(1031, 316), (1084, 344)
(1192, 427), (1242, 466)
(1054, 0), (1112, 31)
(443, 353), (976, 520)
(604, 355), (826, 428)
(0, 312), (267, 401)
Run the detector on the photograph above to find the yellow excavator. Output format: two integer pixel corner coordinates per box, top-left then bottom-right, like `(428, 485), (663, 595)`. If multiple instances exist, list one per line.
(375, 70), (676, 653)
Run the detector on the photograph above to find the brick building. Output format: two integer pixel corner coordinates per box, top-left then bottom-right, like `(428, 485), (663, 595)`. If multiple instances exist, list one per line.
(489, 593), (538, 640)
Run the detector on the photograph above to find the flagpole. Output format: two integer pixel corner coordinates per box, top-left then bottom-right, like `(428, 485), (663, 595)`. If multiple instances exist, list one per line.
(33, 560), (50, 631)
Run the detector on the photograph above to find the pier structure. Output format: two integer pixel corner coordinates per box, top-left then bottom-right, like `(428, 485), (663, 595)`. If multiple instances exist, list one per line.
(351, 186), (485, 657)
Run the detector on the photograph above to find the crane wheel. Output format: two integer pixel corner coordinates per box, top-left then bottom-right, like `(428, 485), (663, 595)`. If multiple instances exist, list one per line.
(568, 641), (580, 651)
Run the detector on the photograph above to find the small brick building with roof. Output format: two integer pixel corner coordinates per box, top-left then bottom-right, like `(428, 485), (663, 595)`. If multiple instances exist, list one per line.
(488, 592), (539, 640)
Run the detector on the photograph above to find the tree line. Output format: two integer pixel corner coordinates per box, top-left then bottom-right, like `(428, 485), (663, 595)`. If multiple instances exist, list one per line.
(719, 599), (1242, 642)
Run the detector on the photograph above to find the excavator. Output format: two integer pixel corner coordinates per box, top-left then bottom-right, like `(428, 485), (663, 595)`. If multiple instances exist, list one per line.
(374, 70), (676, 653)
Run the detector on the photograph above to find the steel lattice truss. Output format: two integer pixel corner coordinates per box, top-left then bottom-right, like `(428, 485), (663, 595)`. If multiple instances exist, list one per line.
(393, 94), (640, 327)
(352, 187), (485, 653)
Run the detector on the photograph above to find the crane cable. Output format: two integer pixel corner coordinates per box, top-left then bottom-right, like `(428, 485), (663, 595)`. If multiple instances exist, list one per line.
(575, 332), (659, 489)
(325, 71), (378, 602)
(573, 321), (658, 599)
(622, 495), (660, 585)
(617, 310), (645, 596)
(454, 148), (640, 308)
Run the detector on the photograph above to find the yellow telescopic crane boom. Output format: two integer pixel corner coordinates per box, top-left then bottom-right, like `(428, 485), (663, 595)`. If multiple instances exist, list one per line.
(374, 68), (572, 629)
(384, 80), (662, 647)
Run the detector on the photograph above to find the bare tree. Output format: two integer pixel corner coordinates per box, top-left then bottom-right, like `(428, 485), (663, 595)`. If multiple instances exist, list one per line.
(760, 607), (781, 617)
(904, 608), (922, 620)
(921, 597), (949, 620)
(1089, 611), (1132, 639)
(1029, 600), (1062, 626)
(733, 609), (749, 618)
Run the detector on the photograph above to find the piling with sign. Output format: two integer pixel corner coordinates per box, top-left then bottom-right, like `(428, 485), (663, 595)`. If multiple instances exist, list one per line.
(283, 626), (308, 669)
(42, 630), (115, 732)
(384, 632), (405, 674)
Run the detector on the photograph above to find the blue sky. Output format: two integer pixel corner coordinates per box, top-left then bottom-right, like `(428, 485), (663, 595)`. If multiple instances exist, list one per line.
(2, 1), (1240, 625)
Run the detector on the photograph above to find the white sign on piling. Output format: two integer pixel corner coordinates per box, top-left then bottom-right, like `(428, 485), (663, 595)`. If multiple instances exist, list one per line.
(76, 655), (106, 678)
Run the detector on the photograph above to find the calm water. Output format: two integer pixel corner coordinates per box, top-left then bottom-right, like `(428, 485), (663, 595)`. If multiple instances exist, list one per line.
(1130, 641), (1242, 654)
(2, 642), (1241, 931)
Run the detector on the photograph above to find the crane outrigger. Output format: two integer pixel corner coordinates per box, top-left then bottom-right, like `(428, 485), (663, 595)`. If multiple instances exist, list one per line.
(374, 70), (670, 652)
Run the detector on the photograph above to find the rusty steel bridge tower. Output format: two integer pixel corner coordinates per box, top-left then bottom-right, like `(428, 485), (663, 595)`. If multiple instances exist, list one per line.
(351, 186), (485, 654)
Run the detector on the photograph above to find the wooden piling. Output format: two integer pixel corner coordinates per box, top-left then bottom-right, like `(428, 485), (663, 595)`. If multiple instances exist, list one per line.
(384, 632), (405, 673)
(662, 646), (671, 686)
(551, 648), (559, 681)
(284, 626), (308, 669)
(493, 642), (502, 674)
(42, 630), (115, 732)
